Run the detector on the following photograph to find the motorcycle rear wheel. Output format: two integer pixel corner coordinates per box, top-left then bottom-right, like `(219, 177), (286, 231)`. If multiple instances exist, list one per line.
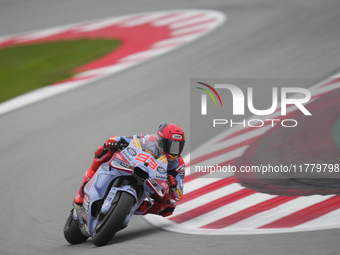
(92, 192), (135, 247)
(63, 209), (89, 244)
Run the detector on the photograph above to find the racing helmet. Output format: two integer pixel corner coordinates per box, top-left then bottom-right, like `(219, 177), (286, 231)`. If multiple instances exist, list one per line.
(156, 123), (185, 161)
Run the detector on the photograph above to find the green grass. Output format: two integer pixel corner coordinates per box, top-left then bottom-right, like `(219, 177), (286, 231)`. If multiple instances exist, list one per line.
(0, 38), (121, 103)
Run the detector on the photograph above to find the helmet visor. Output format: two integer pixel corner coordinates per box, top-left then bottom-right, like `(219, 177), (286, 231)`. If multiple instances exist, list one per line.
(163, 139), (185, 156)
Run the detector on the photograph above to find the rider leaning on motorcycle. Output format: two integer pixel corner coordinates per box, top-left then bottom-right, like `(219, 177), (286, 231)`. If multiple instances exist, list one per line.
(74, 123), (186, 217)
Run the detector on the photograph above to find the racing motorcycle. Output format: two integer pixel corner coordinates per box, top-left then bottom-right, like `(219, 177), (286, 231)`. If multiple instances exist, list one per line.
(63, 137), (171, 246)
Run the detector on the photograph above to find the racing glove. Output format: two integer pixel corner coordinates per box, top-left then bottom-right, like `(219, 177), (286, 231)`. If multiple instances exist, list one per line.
(105, 137), (129, 150)
(167, 175), (178, 187)
(168, 175), (180, 201)
(104, 139), (118, 149)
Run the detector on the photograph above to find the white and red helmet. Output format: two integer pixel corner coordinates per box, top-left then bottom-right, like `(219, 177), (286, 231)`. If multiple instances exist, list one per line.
(156, 123), (185, 161)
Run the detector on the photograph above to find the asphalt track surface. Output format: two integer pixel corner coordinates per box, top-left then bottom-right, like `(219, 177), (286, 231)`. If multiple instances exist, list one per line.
(0, 0), (340, 255)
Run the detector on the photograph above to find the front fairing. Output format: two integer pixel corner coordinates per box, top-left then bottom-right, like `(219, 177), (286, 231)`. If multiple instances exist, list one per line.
(116, 137), (170, 199)
(110, 136), (168, 178)
(81, 137), (169, 234)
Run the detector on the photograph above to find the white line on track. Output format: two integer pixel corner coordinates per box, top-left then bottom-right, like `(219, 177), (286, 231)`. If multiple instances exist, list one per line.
(120, 13), (169, 27)
(175, 184), (245, 216)
(170, 15), (217, 29)
(294, 208), (340, 229)
(76, 16), (132, 32)
(225, 195), (334, 229)
(152, 11), (202, 26)
(183, 178), (222, 194)
(182, 193), (276, 228)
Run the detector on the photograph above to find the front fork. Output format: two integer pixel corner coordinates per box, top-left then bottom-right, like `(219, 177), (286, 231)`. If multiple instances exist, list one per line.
(73, 176), (141, 236)
(71, 202), (92, 237)
(100, 184), (139, 229)
(100, 185), (137, 214)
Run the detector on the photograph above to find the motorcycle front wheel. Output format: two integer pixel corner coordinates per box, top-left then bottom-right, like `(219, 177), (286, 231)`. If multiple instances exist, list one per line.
(92, 191), (135, 247)
(63, 209), (89, 244)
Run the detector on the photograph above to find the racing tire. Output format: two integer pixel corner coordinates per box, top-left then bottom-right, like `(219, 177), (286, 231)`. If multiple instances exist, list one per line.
(63, 210), (89, 244)
(92, 192), (135, 247)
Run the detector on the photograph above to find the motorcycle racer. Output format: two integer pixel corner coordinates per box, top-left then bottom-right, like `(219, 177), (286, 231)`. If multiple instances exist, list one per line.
(74, 123), (186, 217)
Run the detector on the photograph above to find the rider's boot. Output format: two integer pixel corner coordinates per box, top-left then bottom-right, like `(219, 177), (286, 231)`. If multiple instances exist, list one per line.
(137, 193), (176, 217)
(73, 145), (113, 205)
(74, 169), (95, 205)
